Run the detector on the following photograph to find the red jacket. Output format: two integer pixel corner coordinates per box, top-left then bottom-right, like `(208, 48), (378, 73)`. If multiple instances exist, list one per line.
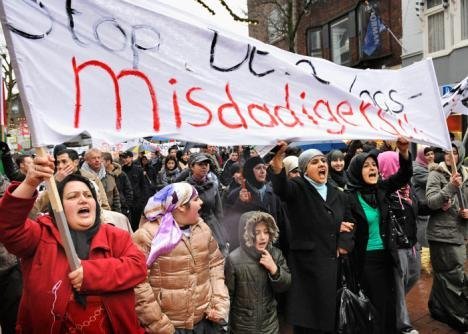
(0, 184), (146, 333)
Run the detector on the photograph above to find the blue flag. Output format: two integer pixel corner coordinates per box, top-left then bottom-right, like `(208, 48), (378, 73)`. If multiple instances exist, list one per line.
(363, 12), (386, 56)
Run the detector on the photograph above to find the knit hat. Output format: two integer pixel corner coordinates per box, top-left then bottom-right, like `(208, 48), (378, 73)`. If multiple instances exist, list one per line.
(298, 149), (324, 173)
(283, 155), (299, 174)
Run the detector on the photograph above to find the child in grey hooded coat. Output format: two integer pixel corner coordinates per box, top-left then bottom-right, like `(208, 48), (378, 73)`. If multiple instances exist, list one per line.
(225, 211), (291, 334)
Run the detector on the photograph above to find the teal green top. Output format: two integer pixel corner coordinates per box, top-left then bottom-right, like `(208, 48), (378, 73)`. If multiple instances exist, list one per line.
(358, 193), (384, 251)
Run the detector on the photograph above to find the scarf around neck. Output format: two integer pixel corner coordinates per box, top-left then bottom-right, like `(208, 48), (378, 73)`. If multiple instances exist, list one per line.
(304, 175), (327, 201)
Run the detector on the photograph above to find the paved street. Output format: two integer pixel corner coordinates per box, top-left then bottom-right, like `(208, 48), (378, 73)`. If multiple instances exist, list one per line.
(408, 272), (462, 334)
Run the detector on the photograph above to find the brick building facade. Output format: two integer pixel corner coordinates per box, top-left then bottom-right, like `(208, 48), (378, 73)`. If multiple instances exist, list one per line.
(247, 0), (402, 69)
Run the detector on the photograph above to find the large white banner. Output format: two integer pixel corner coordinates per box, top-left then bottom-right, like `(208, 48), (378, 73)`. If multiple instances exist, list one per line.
(0, 0), (451, 149)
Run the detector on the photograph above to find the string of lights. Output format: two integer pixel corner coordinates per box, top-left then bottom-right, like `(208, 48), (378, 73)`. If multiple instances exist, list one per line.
(194, 0), (258, 25)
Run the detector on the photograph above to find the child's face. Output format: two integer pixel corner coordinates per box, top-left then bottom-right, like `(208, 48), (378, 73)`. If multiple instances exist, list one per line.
(254, 222), (270, 251)
(166, 160), (176, 170)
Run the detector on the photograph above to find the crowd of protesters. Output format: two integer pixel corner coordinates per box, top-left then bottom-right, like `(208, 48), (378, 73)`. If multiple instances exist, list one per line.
(0, 138), (466, 334)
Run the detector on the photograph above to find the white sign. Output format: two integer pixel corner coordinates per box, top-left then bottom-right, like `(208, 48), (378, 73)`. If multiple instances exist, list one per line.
(442, 76), (468, 117)
(0, 0), (451, 149)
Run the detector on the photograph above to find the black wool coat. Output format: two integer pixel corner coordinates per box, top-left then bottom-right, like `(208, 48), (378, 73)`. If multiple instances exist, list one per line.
(270, 170), (353, 331)
(346, 153), (413, 280)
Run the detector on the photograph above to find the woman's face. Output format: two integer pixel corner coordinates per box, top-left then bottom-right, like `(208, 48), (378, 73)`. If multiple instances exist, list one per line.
(182, 152), (190, 162)
(191, 161), (210, 179)
(424, 150), (435, 164)
(361, 157), (379, 185)
(166, 160), (176, 170)
(253, 163), (267, 183)
(444, 148), (458, 167)
(305, 156), (328, 184)
(176, 196), (203, 226)
(230, 152), (239, 161)
(330, 158), (345, 172)
(63, 181), (97, 231)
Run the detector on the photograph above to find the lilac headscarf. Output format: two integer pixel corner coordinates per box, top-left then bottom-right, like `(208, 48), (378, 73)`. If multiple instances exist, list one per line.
(144, 182), (198, 267)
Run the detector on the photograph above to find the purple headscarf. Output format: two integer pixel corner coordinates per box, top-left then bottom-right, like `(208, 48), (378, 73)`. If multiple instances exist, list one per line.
(144, 182), (198, 267)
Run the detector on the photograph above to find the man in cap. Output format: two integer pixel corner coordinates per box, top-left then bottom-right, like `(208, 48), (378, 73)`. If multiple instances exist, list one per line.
(120, 150), (148, 230)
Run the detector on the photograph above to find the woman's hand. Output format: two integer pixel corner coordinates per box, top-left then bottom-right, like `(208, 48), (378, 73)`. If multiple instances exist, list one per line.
(270, 141), (288, 175)
(68, 265), (84, 291)
(442, 199), (452, 211)
(206, 308), (222, 323)
(259, 249), (278, 276)
(459, 209), (468, 219)
(450, 172), (462, 187)
(239, 188), (251, 202)
(396, 137), (410, 160)
(12, 155), (55, 199)
(340, 221), (354, 233)
(337, 248), (349, 257)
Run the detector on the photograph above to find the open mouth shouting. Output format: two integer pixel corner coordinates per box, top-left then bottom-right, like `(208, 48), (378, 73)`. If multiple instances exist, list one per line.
(77, 207), (91, 218)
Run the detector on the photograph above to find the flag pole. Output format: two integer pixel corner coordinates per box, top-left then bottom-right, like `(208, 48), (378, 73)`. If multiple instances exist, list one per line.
(0, 2), (80, 270)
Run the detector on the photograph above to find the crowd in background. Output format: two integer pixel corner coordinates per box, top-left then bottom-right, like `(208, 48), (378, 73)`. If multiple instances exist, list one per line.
(0, 137), (466, 334)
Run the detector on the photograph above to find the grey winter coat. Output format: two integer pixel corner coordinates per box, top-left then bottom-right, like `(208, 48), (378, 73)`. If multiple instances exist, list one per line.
(225, 211), (291, 334)
(426, 162), (468, 244)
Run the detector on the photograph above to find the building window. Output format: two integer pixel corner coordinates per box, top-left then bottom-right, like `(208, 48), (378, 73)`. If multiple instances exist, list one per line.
(462, 0), (468, 40)
(307, 29), (322, 57)
(428, 11), (445, 52)
(330, 17), (350, 65)
(427, 0), (442, 9)
(267, 7), (285, 43)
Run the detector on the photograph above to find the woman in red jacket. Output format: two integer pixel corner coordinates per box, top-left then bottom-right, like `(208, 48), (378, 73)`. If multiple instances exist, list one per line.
(0, 155), (147, 333)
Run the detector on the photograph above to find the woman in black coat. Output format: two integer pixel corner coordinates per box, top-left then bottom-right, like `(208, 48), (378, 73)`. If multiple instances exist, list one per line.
(345, 138), (412, 334)
(269, 142), (354, 334)
(224, 156), (289, 253)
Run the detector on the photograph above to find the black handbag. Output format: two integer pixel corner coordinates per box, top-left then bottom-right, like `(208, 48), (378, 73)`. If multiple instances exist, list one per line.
(336, 256), (378, 334)
(387, 193), (411, 248)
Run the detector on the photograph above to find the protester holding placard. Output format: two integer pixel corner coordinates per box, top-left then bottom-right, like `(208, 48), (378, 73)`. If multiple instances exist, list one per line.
(0, 156), (147, 333)
(269, 142), (354, 333)
(346, 138), (412, 334)
(425, 142), (468, 332)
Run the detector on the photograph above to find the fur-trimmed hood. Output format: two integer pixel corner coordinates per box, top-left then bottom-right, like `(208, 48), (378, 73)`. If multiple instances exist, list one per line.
(109, 162), (123, 177)
(238, 211), (279, 260)
(431, 160), (468, 182)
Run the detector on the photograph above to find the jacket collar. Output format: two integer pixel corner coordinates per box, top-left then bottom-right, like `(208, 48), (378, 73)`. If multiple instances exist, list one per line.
(37, 215), (110, 253)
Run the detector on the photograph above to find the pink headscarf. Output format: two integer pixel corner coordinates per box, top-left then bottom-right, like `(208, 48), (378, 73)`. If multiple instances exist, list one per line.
(377, 151), (400, 180)
(377, 151), (411, 206)
(415, 147), (428, 167)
